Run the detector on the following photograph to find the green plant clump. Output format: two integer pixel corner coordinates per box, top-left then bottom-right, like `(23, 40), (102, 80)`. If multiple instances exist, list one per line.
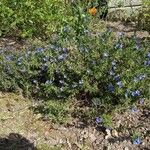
(0, 2), (149, 117)
(0, 0), (70, 38)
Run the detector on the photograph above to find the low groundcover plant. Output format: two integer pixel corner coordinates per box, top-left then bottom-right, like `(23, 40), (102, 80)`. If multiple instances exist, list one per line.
(0, 2), (149, 122)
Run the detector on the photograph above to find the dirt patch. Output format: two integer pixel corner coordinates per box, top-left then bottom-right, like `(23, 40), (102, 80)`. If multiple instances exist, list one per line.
(0, 92), (149, 150)
(105, 21), (150, 39)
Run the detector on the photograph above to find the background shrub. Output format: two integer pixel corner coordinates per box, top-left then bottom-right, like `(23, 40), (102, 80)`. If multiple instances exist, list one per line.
(137, 0), (150, 32)
(0, 0), (71, 38)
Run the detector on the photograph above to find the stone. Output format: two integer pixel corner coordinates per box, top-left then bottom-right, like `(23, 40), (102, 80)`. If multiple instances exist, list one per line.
(105, 135), (111, 140)
(80, 130), (88, 139)
(89, 133), (97, 142)
(124, 147), (129, 150)
(106, 129), (111, 136)
(111, 129), (118, 137)
(116, 120), (121, 128)
(35, 114), (42, 120)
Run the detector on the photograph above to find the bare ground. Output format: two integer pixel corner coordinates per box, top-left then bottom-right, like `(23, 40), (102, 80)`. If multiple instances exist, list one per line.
(0, 92), (149, 150)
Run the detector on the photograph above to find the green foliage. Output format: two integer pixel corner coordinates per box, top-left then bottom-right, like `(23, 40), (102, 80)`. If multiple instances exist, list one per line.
(102, 114), (112, 127)
(0, 0), (70, 38)
(0, 2), (149, 121)
(42, 101), (70, 124)
(0, 29), (149, 111)
(137, 0), (150, 31)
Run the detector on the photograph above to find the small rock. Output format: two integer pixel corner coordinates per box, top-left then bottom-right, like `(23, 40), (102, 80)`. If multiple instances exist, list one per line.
(80, 130), (88, 139)
(116, 120), (121, 128)
(111, 129), (118, 137)
(89, 133), (97, 142)
(106, 129), (111, 136)
(105, 135), (110, 140)
(66, 138), (72, 149)
(105, 128), (111, 139)
(124, 147), (129, 150)
(59, 139), (66, 144)
(35, 113), (42, 120)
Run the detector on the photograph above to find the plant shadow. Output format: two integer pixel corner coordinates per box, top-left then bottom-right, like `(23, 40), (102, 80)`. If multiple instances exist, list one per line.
(0, 133), (37, 150)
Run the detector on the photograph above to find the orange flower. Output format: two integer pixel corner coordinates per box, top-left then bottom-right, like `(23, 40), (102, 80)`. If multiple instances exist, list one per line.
(88, 7), (97, 16)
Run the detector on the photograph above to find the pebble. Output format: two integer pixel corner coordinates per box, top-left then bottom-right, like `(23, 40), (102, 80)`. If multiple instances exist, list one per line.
(35, 113), (42, 120)
(124, 147), (129, 150)
(106, 129), (111, 136)
(105, 128), (111, 139)
(111, 129), (118, 137)
(105, 135), (110, 140)
(89, 133), (97, 142)
(117, 120), (121, 128)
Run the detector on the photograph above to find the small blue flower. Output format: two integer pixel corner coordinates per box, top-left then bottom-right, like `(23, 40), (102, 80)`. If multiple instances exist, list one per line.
(111, 60), (116, 66)
(116, 81), (123, 88)
(58, 54), (67, 61)
(131, 106), (138, 113)
(36, 47), (44, 53)
(108, 84), (115, 92)
(139, 74), (146, 80)
(144, 60), (150, 66)
(131, 90), (140, 97)
(96, 117), (103, 123)
(135, 44), (141, 50)
(139, 98), (144, 105)
(133, 137), (142, 145)
(114, 75), (121, 82)
(134, 74), (146, 82)
(5, 55), (12, 61)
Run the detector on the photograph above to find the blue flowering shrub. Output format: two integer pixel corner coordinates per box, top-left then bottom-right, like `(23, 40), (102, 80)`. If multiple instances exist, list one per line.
(0, 30), (149, 110)
(0, 3), (149, 117)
